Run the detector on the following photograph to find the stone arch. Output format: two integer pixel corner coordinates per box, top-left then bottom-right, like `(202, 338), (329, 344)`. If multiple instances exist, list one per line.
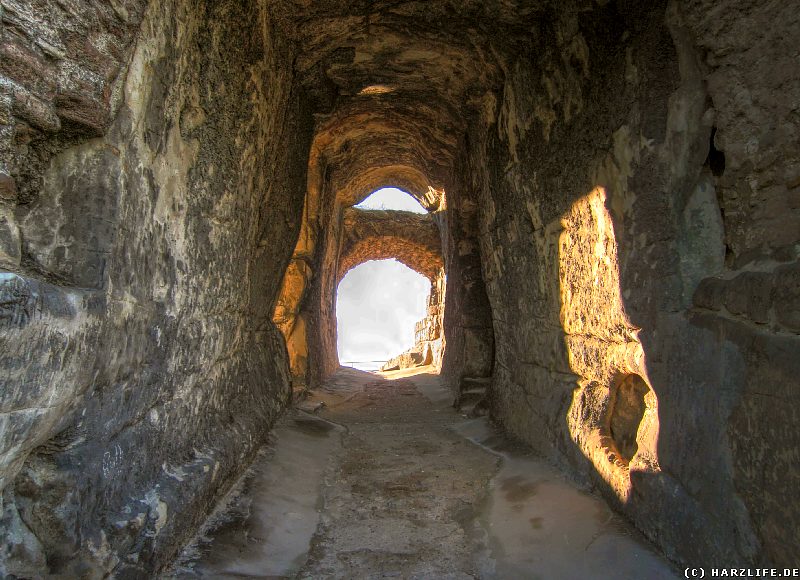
(308, 96), (460, 212)
(335, 223), (446, 374)
(339, 236), (443, 283)
(343, 166), (443, 211)
(338, 207), (443, 283)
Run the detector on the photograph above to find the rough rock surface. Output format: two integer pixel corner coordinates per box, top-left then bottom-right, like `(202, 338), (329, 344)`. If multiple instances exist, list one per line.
(338, 208), (443, 282)
(1, 0), (312, 575)
(1, 0), (799, 575)
(382, 269), (446, 372)
(468, 0), (800, 567)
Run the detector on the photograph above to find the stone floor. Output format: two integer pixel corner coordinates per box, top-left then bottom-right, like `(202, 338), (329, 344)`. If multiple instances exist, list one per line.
(168, 367), (678, 579)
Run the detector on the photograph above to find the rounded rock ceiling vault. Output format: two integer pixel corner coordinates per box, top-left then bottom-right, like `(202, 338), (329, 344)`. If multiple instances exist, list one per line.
(308, 94), (459, 210)
(340, 165), (441, 211)
(338, 236), (443, 282)
(275, 0), (540, 211)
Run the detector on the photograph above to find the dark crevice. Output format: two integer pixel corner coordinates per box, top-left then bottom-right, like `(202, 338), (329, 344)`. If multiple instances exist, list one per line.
(706, 126), (726, 178)
(706, 126), (732, 263)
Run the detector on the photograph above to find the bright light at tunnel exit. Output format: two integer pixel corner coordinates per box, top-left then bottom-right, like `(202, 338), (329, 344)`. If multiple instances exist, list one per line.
(355, 187), (427, 213)
(337, 259), (430, 371)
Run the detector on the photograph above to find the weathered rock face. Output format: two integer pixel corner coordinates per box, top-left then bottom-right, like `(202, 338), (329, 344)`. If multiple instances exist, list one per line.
(338, 208), (443, 282)
(382, 269), (446, 372)
(0, 0), (148, 274)
(2, 0), (799, 575)
(466, 0), (800, 568)
(1, 0), (312, 575)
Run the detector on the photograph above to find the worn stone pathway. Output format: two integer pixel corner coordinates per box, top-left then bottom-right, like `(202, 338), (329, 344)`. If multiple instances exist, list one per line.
(170, 367), (678, 579)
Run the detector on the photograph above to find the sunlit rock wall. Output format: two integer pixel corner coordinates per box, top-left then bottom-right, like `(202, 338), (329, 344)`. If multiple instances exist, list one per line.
(381, 267), (446, 372)
(0, 0), (312, 575)
(306, 193), (345, 388)
(473, 0), (799, 568)
(272, 146), (335, 394)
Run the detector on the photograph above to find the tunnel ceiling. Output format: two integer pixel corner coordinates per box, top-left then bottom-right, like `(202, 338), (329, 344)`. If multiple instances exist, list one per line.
(311, 97), (459, 207)
(270, 0), (556, 207)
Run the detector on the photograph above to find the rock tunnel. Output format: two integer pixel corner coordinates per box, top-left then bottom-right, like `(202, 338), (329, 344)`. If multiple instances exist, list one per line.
(1, 0), (799, 576)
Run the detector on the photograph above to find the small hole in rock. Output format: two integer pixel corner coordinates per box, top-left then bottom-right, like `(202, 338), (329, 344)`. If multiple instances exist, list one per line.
(609, 374), (649, 463)
(706, 127), (726, 177)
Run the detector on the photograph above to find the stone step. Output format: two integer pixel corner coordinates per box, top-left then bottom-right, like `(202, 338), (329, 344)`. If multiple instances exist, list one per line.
(455, 391), (485, 409)
(454, 376), (492, 418)
(457, 398), (489, 418)
(460, 376), (491, 389)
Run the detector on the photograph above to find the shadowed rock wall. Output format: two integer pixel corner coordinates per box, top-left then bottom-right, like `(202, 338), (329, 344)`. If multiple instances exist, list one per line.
(439, 143), (496, 389)
(677, 1), (800, 565)
(470, 0), (799, 568)
(0, 0), (313, 575)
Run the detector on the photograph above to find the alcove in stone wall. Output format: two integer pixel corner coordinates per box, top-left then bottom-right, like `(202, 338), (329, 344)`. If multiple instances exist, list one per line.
(609, 374), (651, 464)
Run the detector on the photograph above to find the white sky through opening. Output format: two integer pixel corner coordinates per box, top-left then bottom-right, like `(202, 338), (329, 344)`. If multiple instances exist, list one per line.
(355, 187), (427, 213)
(337, 259), (430, 371)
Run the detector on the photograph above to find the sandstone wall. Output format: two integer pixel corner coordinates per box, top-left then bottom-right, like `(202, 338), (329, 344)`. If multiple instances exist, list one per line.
(382, 268), (446, 372)
(0, 0), (147, 275)
(677, 1), (800, 564)
(439, 134), (496, 390)
(0, 0), (313, 575)
(2, 0), (797, 574)
(473, 0), (799, 567)
(308, 194), (345, 386)
(338, 208), (443, 282)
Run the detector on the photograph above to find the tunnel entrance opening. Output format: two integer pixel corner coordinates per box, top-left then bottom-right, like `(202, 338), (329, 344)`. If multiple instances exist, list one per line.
(354, 187), (427, 213)
(336, 259), (430, 371)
